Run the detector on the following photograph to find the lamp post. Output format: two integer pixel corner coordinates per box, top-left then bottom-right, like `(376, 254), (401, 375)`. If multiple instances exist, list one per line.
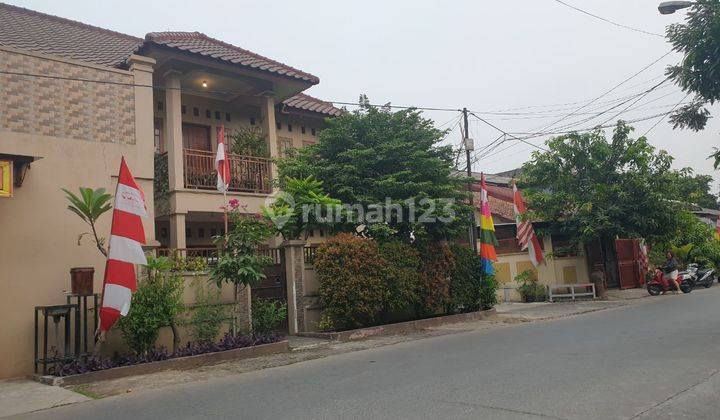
(658, 1), (694, 14)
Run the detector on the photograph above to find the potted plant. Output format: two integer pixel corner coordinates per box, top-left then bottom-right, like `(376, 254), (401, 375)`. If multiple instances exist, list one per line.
(516, 269), (546, 303)
(62, 187), (112, 295)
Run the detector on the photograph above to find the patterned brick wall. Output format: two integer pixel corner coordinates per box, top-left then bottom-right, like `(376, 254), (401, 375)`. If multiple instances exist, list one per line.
(0, 49), (135, 144)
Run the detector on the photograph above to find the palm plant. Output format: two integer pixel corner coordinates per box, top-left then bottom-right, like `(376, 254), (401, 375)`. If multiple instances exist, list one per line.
(62, 187), (112, 257)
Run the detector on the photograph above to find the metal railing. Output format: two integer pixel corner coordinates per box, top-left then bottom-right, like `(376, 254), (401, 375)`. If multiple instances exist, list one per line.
(183, 148), (271, 193)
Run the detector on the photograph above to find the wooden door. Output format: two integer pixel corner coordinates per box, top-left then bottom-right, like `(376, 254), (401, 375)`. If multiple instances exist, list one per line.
(182, 123), (211, 151)
(615, 239), (641, 289)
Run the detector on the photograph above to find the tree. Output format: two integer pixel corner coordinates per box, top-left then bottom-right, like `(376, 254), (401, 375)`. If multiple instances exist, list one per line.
(262, 176), (342, 240)
(520, 122), (681, 247)
(277, 98), (470, 242)
(667, 168), (718, 209)
(62, 187), (112, 257)
(664, 1), (720, 164)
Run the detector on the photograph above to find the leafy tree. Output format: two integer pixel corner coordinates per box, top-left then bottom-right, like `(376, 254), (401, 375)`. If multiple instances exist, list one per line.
(210, 205), (273, 288)
(520, 122), (681, 247)
(262, 176), (342, 240)
(277, 98), (471, 242)
(664, 1), (720, 164)
(667, 168), (718, 209)
(62, 187), (112, 257)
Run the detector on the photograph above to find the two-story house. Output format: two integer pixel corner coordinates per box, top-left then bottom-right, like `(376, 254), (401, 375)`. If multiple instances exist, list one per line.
(0, 2), (340, 379)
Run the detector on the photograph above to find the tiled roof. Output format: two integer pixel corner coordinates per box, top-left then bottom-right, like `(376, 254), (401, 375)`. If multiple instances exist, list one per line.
(0, 2), (142, 67)
(473, 190), (516, 222)
(282, 93), (343, 117)
(144, 32), (319, 84)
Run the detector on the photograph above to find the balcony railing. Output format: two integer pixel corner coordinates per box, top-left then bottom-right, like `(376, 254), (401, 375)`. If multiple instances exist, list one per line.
(183, 148), (271, 194)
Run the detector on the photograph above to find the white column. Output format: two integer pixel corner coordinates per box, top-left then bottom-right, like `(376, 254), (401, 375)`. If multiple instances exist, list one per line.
(165, 71), (184, 191)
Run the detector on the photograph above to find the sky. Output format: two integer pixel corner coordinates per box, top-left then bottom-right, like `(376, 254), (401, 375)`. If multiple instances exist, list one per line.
(8, 0), (720, 185)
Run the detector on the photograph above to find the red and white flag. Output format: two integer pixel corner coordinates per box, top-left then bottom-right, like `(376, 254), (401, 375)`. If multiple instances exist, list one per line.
(512, 180), (544, 267)
(216, 125), (230, 193)
(99, 157), (147, 332)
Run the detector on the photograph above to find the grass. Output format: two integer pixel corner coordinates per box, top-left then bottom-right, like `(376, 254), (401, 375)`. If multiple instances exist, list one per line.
(70, 384), (102, 399)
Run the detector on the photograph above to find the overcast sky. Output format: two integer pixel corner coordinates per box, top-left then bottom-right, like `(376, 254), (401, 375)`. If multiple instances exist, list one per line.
(8, 0), (719, 186)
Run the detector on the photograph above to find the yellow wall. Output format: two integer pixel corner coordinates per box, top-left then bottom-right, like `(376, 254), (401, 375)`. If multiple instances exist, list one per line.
(0, 48), (156, 378)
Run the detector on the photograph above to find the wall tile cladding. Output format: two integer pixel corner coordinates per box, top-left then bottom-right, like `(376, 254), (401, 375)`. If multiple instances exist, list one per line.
(0, 49), (135, 144)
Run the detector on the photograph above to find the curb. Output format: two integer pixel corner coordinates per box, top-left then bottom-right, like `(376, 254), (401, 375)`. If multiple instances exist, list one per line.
(30, 340), (290, 386)
(297, 308), (497, 342)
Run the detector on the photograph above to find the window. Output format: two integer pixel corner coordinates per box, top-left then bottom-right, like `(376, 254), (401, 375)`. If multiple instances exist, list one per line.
(278, 137), (294, 157)
(276, 121), (281, 130)
(206, 109), (211, 118)
(215, 111), (221, 120)
(157, 101), (164, 111)
(311, 128), (316, 136)
(186, 227), (192, 238)
(153, 119), (164, 153)
(250, 117), (256, 126)
(226, 113), (231, 122)
(287, 124), (293, 132)
(301, 126), (306, 134)
(181, 105), (187, 114)
(551, 234), (577, 257)
(193, 107), (199, 117)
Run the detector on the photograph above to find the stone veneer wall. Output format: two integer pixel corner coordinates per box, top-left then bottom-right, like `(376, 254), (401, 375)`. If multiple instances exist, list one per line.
(0, 48), (135, 144)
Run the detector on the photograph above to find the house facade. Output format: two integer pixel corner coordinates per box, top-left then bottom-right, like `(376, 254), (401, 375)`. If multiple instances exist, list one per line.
(472, 173), (590, 301)
(0, 3), (339, 379)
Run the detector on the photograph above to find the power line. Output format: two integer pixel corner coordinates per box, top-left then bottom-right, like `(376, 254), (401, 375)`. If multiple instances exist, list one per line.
(641, 94), (690, 137)
(553, 0), (665, 38)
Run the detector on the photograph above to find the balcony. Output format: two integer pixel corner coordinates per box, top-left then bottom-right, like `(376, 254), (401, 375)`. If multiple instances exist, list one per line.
(183, 148), (271, 194)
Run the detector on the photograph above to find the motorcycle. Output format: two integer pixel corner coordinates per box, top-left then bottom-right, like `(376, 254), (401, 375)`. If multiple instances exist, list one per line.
(681, 263), (716, 288)
(646, 268), (692, 296)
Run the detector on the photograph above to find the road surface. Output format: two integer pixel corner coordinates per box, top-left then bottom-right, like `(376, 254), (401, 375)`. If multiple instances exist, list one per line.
(14, 288), (720, 419)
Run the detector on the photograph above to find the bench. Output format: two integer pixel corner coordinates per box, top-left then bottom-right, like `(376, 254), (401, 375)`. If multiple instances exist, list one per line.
(547, 283), (596, 302)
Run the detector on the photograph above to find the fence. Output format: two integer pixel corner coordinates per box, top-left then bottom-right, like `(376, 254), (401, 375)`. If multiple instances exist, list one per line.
(183, 148), (271, 193)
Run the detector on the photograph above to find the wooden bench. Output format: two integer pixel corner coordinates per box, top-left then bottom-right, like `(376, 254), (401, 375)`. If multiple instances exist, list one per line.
(547, 283), (596, 302)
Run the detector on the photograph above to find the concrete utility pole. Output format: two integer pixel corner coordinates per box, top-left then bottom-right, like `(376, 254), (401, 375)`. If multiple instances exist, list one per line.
(463, 107), (478, 254)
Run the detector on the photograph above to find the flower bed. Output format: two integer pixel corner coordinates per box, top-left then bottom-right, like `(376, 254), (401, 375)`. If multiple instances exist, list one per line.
(54, 332), (284, 377)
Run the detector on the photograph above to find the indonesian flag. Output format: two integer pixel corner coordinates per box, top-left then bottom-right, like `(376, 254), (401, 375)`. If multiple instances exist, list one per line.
(216, 125), (230, 193)
(98, 158), (147, 332)
(512, 179), (544, 267)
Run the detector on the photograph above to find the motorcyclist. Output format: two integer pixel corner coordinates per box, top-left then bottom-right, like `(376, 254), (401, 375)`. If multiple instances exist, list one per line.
(662, 250), (681, 294)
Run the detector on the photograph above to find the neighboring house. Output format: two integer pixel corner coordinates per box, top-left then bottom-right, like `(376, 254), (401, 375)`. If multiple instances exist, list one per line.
(0, 3), (340, 379)
(469, 173), (590, 302)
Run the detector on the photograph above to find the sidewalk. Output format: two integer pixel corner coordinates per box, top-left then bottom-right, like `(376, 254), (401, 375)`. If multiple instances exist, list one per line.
(0, 379), (90, 418)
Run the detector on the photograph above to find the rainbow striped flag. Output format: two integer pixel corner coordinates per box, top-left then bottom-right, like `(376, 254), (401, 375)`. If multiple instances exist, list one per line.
(479, 173), (498, 275)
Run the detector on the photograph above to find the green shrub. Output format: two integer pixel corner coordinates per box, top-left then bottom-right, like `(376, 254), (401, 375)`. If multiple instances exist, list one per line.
(447, 245), (498, 313)
(417, 242), (454, 315)
(118, 258), (184, 355)
(189, 283), (227, 345)
(378, 241), (422, 319)
(515, 270), (547, 302)
(316, 233), (387, 330)
(251, 298), (287, 334)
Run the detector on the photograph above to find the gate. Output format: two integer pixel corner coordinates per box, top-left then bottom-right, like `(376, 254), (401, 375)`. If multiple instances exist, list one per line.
(252, 247), (288, 331)
(615, 239), (645, 289)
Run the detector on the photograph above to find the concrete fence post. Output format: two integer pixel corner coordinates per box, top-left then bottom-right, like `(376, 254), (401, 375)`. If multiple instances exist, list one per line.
(282, 240), (306, 335)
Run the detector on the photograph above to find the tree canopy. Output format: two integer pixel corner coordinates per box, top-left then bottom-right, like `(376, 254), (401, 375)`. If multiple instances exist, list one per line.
(277, 98), (470, 242)
(519, 122), (682, 245)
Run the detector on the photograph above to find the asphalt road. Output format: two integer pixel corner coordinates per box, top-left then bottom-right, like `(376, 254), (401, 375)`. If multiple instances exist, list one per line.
(16, 288), (720, 420)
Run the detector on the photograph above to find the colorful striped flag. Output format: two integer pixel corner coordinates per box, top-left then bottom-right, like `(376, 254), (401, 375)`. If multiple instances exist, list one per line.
(216, 125), (230, 193)
(99, 158), (147, 332)
(512, 179), (544, 267)
(479, 173), (498, 275)
(715, 216), (720, 241)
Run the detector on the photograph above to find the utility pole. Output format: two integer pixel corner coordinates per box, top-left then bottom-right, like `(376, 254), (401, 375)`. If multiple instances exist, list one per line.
(463, 107), (478, 254)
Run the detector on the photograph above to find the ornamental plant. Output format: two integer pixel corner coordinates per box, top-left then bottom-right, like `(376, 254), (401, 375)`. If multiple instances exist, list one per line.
(251, 298), (287, 334)
(62, 187), (112, 257)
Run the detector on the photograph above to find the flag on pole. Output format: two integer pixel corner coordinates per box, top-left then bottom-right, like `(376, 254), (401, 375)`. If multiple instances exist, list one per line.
(216, 125), (230, 193)
(479, 173), (499, 275)
(512, 179), (544, 267)
(714, 216), (720, 241)
(99, 158), (147, 332)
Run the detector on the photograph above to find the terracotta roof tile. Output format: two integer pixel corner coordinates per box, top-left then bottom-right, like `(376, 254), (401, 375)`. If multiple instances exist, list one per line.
(0, 2), (142, 67)
(281, 93), (343, 117)
(144, 32), (319, 84)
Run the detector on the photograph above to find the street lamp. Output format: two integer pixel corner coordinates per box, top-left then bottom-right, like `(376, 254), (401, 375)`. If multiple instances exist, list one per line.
(658, 1), (694, 14)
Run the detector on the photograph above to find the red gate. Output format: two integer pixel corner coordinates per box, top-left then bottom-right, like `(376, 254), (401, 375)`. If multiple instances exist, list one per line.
(615, 239), (646, 289)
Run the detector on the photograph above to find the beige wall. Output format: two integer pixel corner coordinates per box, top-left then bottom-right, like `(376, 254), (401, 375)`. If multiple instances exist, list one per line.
(493, 236), (590, 302)
(0, 47), (156, 378)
